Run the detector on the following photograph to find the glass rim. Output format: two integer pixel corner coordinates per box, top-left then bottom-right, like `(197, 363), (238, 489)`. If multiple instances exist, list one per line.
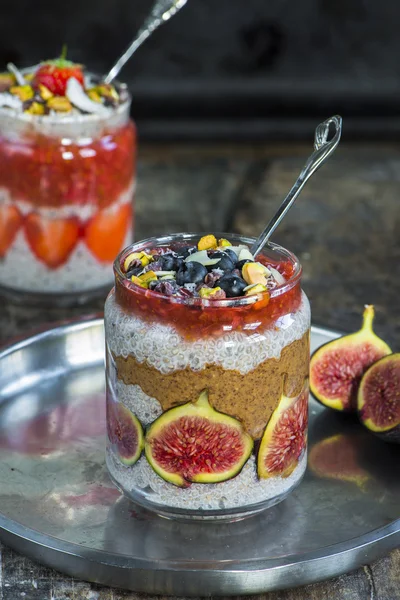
(114, 232), (303, 308)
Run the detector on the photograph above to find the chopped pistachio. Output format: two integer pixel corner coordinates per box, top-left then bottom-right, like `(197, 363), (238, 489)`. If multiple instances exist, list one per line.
(24, 101), (45, 115)
(47, 96), (72, 112)
(97, 83), (119, 101)
(244, 283), (268, 296)
(199, 286), (223, 299)
(38, 84), (53, 100)
(10, 85), (34, 101)
(130, 275), (147, 288)
(139, 270), (157, 284)
(124, 251), (153, 271)
(87, 88), (102, 103)
(198, 234), (217, 251)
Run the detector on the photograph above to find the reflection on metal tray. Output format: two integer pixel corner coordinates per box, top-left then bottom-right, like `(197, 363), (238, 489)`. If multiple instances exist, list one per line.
(0, 319), (399, 596)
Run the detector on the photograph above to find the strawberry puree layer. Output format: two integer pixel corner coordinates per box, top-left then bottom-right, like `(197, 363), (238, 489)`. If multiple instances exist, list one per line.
(0, 120), (136, 210)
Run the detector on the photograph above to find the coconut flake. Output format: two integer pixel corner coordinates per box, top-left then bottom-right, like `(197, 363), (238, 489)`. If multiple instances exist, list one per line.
(238, 247), (254, 262)
(184, 250), (220, 267)
(269, 266), (286, 285)
(66, 77), (111, 116)
(0, 93), (22, 110)
(153, 271), (176, 277)
(227, 245), (250, 256)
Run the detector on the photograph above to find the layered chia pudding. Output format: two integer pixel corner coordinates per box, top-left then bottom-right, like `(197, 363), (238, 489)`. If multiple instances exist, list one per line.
(105, 233), (310, 520)
(0, 55), (136, 303)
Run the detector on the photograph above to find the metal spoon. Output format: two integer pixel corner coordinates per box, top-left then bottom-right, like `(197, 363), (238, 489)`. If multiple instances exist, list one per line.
(250, 115), (342, 257)
(104, 0), (187, 84)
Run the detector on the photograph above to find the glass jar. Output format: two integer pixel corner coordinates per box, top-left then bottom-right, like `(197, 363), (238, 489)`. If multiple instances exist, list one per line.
(104, 233), (310, 520)
(0, 83), (136, 305)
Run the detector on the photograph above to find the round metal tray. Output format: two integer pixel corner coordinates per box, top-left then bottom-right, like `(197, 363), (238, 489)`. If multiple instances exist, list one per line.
(0, 319), (399, 596)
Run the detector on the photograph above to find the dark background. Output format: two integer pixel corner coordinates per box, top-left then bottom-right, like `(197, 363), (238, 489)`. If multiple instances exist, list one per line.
(1, 0), (400, 140)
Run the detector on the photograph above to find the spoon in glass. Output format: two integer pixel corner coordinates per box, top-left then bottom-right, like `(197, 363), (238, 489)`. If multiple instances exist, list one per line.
(250, 115), (342, 258)
(104, 0), (187, 84)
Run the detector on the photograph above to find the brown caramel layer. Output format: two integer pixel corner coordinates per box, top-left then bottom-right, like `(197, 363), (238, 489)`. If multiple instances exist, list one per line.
(114, 331), (310, 440)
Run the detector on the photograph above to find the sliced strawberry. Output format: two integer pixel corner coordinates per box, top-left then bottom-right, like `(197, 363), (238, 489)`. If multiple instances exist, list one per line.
(25, 213), (80, 269)
(33, 52), (84, 96)
(85, 203), (132, 263)
(0, 204), (23, 257)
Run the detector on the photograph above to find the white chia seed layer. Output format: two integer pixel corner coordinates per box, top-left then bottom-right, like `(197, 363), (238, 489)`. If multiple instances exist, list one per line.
(106, 444), (307, 512)
(105, 291), (310, 375)
(116, 380), (162, 426)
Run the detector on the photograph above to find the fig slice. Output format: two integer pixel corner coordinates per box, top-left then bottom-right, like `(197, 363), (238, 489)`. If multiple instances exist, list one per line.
(145, 390), (253, 487)
(357, 353), (400, 443)
(257, 381), (309, 479)
(310, 305), (391, 412)
(107, 400), (144, 466)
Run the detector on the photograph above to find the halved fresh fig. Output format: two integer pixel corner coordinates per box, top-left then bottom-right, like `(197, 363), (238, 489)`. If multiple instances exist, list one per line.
(310, 305), (391, 412)
(357, 353), (400, 444)
(308, 434), (370, 488)
(107, 400), (144, 466)
(145, 390), (253, 487)
(257, 381), (308, 479)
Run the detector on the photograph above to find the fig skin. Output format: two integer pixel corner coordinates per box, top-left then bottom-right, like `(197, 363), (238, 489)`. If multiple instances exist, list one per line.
(257, 380), (309, 479)
(145, 390), (253, 487)
(107, 400), (144, 466)
(310, 305), (391, 412)
(357, 353), (400, 444)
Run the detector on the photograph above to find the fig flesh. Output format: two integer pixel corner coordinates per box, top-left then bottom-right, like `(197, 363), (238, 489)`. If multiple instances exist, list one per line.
(310, 305), (391, 412)
(257, 381), (308, 479)
(107, 399), (144, 465)
(357, 353), (400, 444)
(145, 390), (253, 487)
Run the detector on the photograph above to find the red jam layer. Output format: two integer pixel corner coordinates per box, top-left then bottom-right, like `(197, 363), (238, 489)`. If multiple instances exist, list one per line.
(0, 121), (136, 209)
(115, 259), (302, 340)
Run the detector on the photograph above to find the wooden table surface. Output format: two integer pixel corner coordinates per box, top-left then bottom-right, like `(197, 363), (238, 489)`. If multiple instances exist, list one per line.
(0, 143), (399, 600)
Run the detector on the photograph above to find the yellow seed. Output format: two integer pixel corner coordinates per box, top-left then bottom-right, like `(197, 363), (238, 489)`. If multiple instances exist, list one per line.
(245, 284), (268, 296)
(198, 234), (217, 251)
(87, 88), (102, 103)
(130, 275), (147, 288)
(139, 270), (157, 284)
(24, 101), (45, 115)
(199, 286), (222, 299)
(10, 85), (34, 101)
(47, 96), (72, 112)
(38, 84), (53, 100)
(218, 238), (231, 247)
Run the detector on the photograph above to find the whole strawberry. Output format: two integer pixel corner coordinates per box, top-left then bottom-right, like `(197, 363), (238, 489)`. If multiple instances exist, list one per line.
(33, 46), (84, 96)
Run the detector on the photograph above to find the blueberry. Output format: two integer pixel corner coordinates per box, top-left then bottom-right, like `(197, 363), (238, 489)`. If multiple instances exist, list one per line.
(236, 259), (253, 272)
(223, 248), (238, 264)
(208, 251), (235, 272)
(217, 274), (247, 298)
(179, 246), (197, 259)
(160, 254), (184, 271)
(176, 261), (208, 285)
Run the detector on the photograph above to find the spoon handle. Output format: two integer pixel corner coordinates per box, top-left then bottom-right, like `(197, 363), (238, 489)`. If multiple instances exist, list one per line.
(104, 0), (187, 84)
(250, 115), (342, 258)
